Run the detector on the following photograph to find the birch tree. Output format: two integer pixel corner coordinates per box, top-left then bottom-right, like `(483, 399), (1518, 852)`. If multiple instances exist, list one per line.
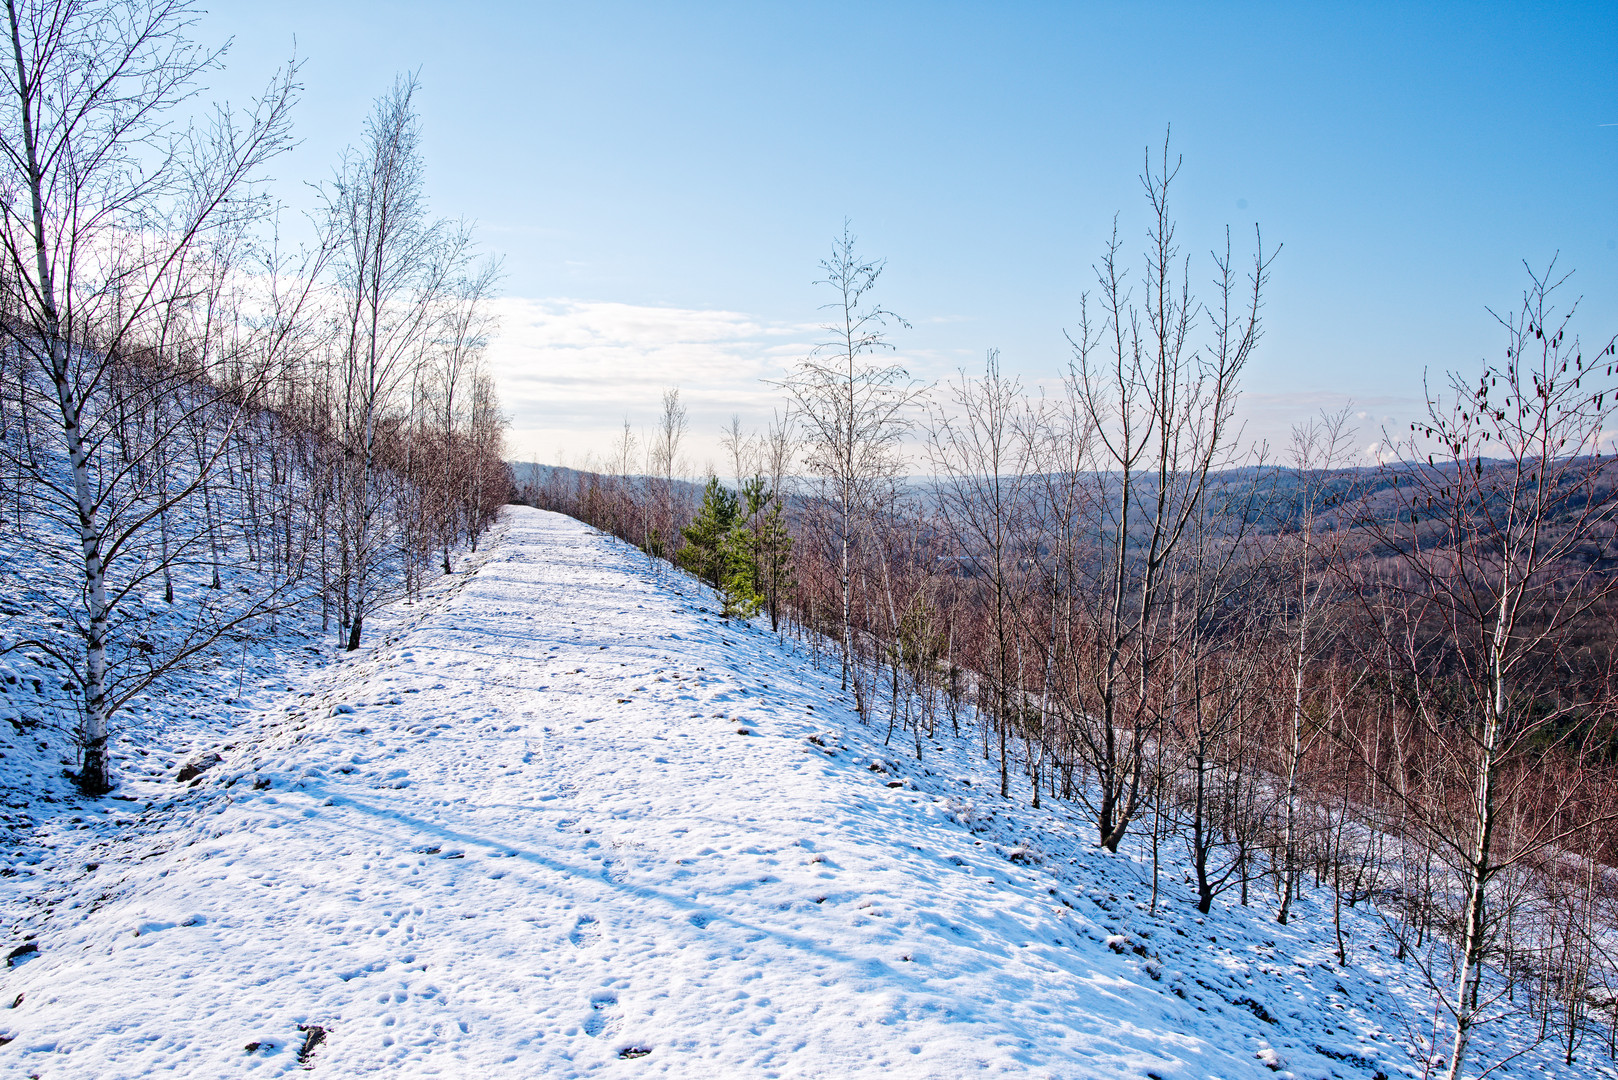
(928, 350), (1036, 799)
(426, 257), (499, 574)
(646, 386), (687, 559)
(1354, 265), (1618, 1080)
(0, 0), (297, 793)
(1274, 408), (1355, 924)
(328, 73), (473, 649)
(786, 222), (920, 689)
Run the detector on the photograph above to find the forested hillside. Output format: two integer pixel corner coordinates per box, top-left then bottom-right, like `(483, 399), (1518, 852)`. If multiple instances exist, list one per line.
(525, 209), (1618, 1077)
(0, 3), (511, 801)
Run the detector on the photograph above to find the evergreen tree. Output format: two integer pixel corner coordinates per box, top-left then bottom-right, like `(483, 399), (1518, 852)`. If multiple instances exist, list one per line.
(679, 477), (739, 589)
(751, 485), (793, 632)
(718, 521), (763, 620)
(715, 477), (769, 620)
(680, 475), (788, 621)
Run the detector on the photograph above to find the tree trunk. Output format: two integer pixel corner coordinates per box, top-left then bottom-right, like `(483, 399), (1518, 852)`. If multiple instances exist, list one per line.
(9, 3), (112, 794)
(1444, 702), (1502, 1080)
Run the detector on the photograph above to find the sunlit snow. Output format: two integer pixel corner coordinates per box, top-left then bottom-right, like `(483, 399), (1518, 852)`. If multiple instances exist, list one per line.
(0, 508), (1586, 1078)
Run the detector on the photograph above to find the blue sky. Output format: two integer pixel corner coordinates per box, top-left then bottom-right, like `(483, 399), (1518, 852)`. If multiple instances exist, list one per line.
(207, 1), (1618, 467)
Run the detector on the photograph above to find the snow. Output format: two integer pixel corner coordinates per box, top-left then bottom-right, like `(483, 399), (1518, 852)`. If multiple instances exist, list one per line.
(0, 507), (1602, 1078)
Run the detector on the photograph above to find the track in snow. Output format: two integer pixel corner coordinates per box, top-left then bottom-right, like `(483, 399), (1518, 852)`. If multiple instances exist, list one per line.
(0, 508), (1553, 1079)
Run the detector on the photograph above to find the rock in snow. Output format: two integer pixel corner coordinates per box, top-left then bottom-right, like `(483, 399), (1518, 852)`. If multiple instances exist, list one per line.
(174, 752), (224, 785)
(0, 508), (1589, 1077)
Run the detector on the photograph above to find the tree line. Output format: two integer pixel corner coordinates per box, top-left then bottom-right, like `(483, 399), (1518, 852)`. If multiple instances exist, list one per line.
(528, 144), (1618, 1079)
(0, 2), (510, 796)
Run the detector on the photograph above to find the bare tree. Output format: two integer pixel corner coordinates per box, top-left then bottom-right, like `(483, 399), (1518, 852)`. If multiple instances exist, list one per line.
(426, 257), (500, 574)
(757, 408), (797, 632)
(1275, 407), (1356, 924)
(0, 0), (299, 793)
(785, 221), (921, 689)
(1163, 471), (1272, 913)
(1064, 133), (1273, 851)
(328, 72), (474, 649)
(646, 386), (687, 559)
(1352, 264), (1618, 1080)
(720, 412), (753, 489)
(928, 350), (1036, 799)
(1025, 372), (1099, 808)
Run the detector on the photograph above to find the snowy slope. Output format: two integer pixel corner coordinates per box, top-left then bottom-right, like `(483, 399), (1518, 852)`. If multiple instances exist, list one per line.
(0, 507), (1595, 1079)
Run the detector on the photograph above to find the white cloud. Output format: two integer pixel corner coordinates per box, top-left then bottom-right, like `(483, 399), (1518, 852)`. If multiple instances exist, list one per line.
(486, 297), (1415, 474)
(486, 297), (814, 469)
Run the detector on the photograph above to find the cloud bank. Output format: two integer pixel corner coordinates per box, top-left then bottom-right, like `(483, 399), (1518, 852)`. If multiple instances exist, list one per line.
(486, 296), (1424, 474)
(486, 297), (813, 470)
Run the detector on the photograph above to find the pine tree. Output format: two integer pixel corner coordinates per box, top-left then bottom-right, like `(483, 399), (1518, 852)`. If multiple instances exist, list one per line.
(682, 476), (787, 620)
(680, 477), (738, 588)
(718, 524), (763, 620)
(752, 486), (793, 632)
(714, 480), (771, 621)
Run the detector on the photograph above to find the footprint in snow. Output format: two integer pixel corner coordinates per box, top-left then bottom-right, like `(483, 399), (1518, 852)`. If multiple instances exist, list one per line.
(569, 915), (601, 948)
(583, 995), (620, 1038)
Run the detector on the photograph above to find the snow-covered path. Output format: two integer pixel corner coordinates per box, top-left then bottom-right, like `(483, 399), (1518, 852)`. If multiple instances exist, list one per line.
(0, 508), (1522, 1079)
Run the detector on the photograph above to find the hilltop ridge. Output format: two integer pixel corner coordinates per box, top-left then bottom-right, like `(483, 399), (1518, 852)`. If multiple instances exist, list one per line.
(0, 508), (1585, 1078)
